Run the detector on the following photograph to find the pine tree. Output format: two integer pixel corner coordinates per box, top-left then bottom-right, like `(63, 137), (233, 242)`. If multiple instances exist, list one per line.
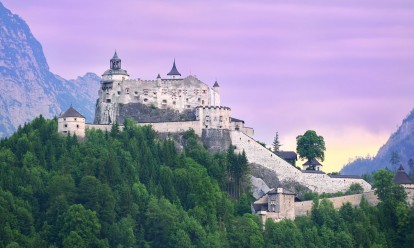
(272, 132), (282, 152)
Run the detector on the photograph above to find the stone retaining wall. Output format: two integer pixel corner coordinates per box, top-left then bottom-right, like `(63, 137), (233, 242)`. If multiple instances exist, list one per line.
(230, 131), (372, 194)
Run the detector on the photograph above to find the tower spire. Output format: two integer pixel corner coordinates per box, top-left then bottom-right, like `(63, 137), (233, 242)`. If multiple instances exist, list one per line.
(167, 59), (181, 79)
(110, 50), (121, 70)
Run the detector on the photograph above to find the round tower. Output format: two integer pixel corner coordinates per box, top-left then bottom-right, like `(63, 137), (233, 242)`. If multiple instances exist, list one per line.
(58, 106), (86, 138)
(102, 51), (130, 82)
(211, 81), (221, 106)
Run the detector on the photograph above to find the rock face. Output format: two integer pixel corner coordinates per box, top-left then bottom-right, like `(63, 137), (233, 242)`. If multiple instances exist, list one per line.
(0, 3), (100, 138)
(201, 129), (232, 153)
(250, 176), (270, 199)
(115, 102), (196, 124)
(341, 108), (414, 175)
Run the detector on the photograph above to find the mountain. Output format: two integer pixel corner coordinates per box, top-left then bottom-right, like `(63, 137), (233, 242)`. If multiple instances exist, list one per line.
(0, 2), (100, 138)
(341, 108), (414, 175)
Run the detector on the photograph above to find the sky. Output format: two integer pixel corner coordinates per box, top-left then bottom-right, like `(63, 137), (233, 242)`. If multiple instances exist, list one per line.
(2, 0), (414, 172)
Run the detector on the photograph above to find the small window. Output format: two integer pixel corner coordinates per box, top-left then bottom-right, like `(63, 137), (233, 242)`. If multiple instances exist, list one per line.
(125, 88), (129, 94)
(134, 91), (138, 95)
(186, 98), (189, 102)
(76, 125), (79, 128)
(74, 118), (77, 121)
(106, 99), (111, 103)
(63, 131), (68, 133)
(64, 124), (67, 127)
(117, 91), (121, 95)
(186, 105), (190, 108)
(202, 100), (204, 105)
(173, 101), (176, 105)
(162, 100), (167, 104)
(144, 98), (148, 102)
(63, 118), (66, 121)
(203, 90), (207, 94)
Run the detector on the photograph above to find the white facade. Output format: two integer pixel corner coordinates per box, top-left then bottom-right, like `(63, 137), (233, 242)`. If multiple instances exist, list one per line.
(195, 106), (231, 129)
(58, 116), (85, 138)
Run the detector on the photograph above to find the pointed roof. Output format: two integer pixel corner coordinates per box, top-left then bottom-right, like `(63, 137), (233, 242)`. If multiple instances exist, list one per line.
(112, 51), (119, 59)
(60, 106), (85, 118)
(394, 165), (414, 184)
(157, 73), (161, 79)
(213, 81), (220, 87)
(303, 158), (322, 166)
(167, 59), (181, 76)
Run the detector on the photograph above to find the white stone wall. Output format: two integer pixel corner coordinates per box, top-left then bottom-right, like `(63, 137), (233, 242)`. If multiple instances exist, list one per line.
(230, 131), (372, 194)
(96, 75), (213, 124)
(58, 117), (86, 138)
(86, 121), (202, 136)
(196, 106), (231, 130)
(230, 120), (254, 137)
(211, 86), (220, 106)
(294, 191), (379, 217)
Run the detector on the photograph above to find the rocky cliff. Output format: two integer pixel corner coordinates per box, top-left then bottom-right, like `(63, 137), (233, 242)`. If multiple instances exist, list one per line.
(0, 2), (99, 138)
(341, 108), (414, 175)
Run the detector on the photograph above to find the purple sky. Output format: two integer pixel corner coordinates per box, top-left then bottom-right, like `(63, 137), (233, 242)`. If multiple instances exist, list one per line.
(3, 0), (414, 172)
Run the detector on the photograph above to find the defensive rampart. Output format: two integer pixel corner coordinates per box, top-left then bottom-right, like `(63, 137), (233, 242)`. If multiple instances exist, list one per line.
(230, 131), (372, 194)
(294, 191), (379, 217)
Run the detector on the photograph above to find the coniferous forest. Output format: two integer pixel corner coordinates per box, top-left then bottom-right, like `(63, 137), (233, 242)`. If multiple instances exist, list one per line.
(0, 116), (414, 247)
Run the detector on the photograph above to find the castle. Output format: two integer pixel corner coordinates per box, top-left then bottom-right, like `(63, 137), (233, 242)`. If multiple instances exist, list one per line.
(58, 52), (383, 221)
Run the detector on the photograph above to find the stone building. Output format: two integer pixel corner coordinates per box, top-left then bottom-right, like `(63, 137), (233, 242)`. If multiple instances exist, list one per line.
(394, 165), (414, 205)
(58, 106), (86, 138)
(94, 52), (220, 125)
(302, 158), (323, 171)
(252, 188), (296, 222)
(276, 151), (298, 166)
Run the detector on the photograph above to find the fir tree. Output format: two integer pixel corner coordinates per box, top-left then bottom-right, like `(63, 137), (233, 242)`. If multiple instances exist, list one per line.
(272, 132), (282, 152)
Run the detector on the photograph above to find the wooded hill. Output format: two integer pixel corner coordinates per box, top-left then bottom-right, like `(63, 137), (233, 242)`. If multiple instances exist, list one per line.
(0, 117), (413, 247)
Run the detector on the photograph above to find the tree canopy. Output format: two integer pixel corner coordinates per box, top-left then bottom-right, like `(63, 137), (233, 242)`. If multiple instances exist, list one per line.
(296, 130), (326, 168)
(0, 117), (413, 247)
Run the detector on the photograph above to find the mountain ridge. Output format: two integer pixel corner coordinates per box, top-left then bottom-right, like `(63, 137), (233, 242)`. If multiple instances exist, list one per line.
(0, 2), (100, 138)
(341, 108), (414, 175)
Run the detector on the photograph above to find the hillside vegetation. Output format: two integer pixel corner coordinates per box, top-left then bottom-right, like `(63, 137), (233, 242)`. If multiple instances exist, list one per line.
(0, 117), (413, 247)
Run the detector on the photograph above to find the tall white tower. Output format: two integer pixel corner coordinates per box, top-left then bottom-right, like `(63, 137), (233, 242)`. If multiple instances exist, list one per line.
(211, 81), (221, 106)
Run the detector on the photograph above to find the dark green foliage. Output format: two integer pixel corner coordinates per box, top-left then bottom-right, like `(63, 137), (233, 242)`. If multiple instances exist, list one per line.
(272, 132), (282, 152)
(296, 130), (326, 169)
(0, 117), (413, 247)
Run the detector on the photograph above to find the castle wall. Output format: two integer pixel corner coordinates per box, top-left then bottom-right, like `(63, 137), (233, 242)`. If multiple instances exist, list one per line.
(95, 76), (213, 124)
(86, 121), (202, 136)
(230, 131), (372, 194)
(196, 106), (231, 130)
(58, 117), (86, 138)
(294, 191), (379, 217)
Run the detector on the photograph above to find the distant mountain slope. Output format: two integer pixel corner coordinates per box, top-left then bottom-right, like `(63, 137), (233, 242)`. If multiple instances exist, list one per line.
(341, 108), (414, 175)
(0, 2), (99, 138)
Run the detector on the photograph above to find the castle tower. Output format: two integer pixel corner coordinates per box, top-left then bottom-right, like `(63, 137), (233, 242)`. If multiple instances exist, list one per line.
(102, 51), (130, 82)
(110, 51), (121, 70)
(167, 59), (181, 79)
(211, 81), (221, 106)
(58, 106), (86, 138)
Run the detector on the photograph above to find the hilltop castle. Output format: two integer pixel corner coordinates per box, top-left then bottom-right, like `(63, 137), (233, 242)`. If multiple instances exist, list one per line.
(57, 52), (414, 222)
(58, 52), (373, 199)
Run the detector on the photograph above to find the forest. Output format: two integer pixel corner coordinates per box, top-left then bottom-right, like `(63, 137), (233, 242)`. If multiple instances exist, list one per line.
(0, 116), (413, 247)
